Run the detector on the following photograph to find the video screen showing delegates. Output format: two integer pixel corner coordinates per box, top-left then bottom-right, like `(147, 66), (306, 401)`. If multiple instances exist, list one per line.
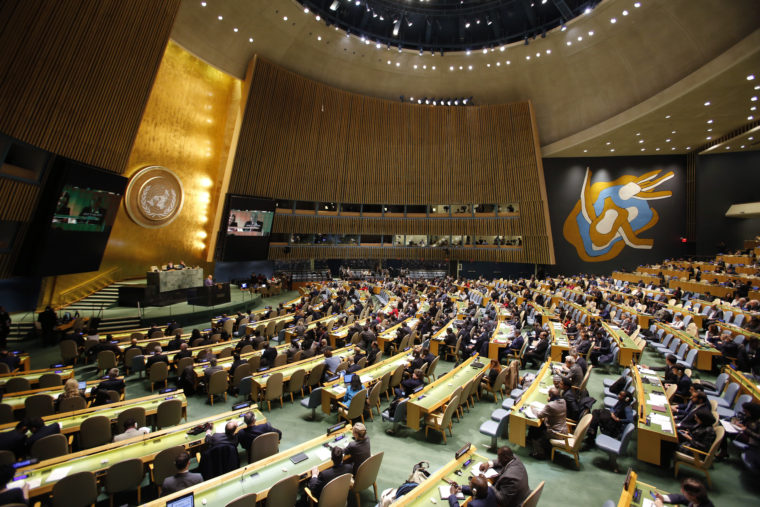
(51, 185), (121, 232)
(14, 156), (127, 276)
(220, 195), (276, 261)
(226, 209), (274, 237)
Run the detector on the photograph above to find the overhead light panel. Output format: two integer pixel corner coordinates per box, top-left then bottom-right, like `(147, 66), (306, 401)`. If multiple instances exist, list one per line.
(330, 1), (339, 11)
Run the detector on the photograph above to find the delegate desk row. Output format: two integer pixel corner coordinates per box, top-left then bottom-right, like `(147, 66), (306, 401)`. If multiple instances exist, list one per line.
(12, 404), (264, 500)
(2, 377), (125, 415)
(652, 322), (720, 371)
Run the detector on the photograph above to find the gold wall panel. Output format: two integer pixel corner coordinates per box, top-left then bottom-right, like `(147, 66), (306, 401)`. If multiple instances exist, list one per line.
(268, 245), (532, 263)
(38, 42), (243, 305)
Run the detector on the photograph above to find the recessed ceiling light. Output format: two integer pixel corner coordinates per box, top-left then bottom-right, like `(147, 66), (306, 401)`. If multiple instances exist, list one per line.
(201, 1), (206, 6)
(751, 96), (758, 102)
(217, 15), (223, 20)
(749, 136), (754, 140)
(686, 146), (691, 150)
(468, 65), (473, 70)
(506, 60), (511, 64)
(636, 132), (641, 136)
(466, 50), (471, 56)
(249, 38), (254, 43)
(487, 63), (491, 67)
(387, 60), (391, 65)
(396, 62), (400, 67)
(672, 130), (676, 134)
(641, 148), (645, 152)
(666, 139), (671, 142)
(639, 140), (644, 143)
(749, 115), (755, 120)
(707, 128), (713, 132)
(606, 141), (611, 145)
(741, 145), (746, 148)
(583, 149), (588, 153)
(655, 147), (660, 151)
(496, 62), (501, 66)
(747, 74), (756, 81)
(317, 36), (321, 40)
(536, 52), (540, 57)
(634, 2), (641, 7)
(671, 147), (676, 150)
(610, 18), (617, 23)
(432, 66), (436, 70)
(707, 119), (713, 124)
(577, 36), (583, 41)
(316, 15), (321, 21)
(665, 115), (671, 119)
(304, 7), (309, 13)
(566, 41), (572, 46)
(706, 136), (712, 140)
(622, 10), (629, 16)
(546, 49), (551, 55)
(726, 146), (731, 150)
(233, 27), (238, 32)
(610, 148), (615, 152)
(704, 101), (710, 106)
(526, 55), (530, 60)
(283, 16), (288, 21)
(588, 31), (594, 36)
(449, 66), (454, 70)
(752, 106), (757, 111)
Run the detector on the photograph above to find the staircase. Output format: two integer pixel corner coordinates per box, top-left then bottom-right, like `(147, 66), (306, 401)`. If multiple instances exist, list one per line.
(65, 283), (124, 312)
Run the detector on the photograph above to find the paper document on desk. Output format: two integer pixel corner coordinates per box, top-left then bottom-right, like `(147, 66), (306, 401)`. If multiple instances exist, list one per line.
(530, 401), (546, 412)
(11, 477), (41, 490)
(659, 421), (673, 433)
(333, 386), (346, 394)
(439, 486), (465, 500)
(46, 465), (72, 483)
(470, 462), (499, 479)
(360, 375), (373, 384)
(648, 393), (667, 406)
(720, 420), (740, 434)
(639, 367), (656, 375)
(642, 498), (656, 507)
(523, 408), (537, 419)
(315, 446), (331, 461)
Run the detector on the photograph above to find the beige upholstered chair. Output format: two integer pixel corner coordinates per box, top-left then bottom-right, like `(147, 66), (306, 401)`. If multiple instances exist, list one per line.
(549, 413), (593, 469)
(674, 427), (725, 488)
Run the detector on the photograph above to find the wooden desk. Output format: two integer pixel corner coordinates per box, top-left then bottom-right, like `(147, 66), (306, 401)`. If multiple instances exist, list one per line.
(329, 317), (371, 348)
(616, 469), (669, 507)
(405, 355), (488, 431)
(661, 304), (703, 329)
(0, 366), (74, 389)
(509, 361), (557, 447)
(251, 347), (356, 391)
(602, 322), (644, 367)
(391, 445), (484, 506)
(613, 272), (661, 286)
(609, 301), (652, 329)
(632, 366), (678, 466)
(724, 366), (760, 403)
(489, 321), (517, 360)
(143, 427), (354, 507)
(429, 319), (456, 356)
(528, 301), (556, 327)
(321, 351), (411, 413)
(668, 279), (734, 299)
(283, 314), (341, 342)
(716, 321), (760, 342)
(653, 322), (719, 371)
(0, 391), (187, 435)
(717, 254), (753, 265)
(191, 343), (290, 378)
(13, 406), (264, 498)
(2, 378), (123, 412)
(377, 317), (420, 352)
(549, 322), (570, 362)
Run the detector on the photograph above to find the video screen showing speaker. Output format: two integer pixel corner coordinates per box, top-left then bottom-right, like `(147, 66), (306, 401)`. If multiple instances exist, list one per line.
(16, 157), (127, 276)
(220, 195), (275, 261)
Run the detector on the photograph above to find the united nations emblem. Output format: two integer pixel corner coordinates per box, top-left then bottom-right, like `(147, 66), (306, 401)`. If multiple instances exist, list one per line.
(563, 168), (674, 262)
(125, 166), (184, 228)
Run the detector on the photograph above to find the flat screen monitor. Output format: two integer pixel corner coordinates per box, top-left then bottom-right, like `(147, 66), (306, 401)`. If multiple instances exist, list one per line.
(219, 195), (276, 261)
(15, 156), (127, 276)
(166, 493), (194, 507)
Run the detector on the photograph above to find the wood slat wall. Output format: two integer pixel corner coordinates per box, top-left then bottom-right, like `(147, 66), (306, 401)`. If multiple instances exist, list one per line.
(230, 57), (553, 264)
(269, 245), (531, 263)
(0, 0), (180, 173)
(0, 0), (180, 279)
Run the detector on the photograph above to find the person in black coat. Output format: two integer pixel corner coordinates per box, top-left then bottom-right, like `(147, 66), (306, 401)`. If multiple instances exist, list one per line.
(396, 369), (424, 397)
(522, 332), (550, 368)
(146, 346), (169, 370)
(448, 476), (498, 507)
(261, 343), (277, 367)
(237, 411), (282, 454)
(26, 418), (61, 453)
(166, 331), (184, 352)
(0, 464), (29, 506)
(0, 421), (28, 459)
(669, 365), (692, 403)
(307, 446), (353, 499)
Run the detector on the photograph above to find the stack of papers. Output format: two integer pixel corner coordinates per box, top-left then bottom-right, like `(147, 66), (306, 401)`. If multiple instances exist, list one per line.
(46, 466), (72, 483)
(639, 366), (656, 375)
(649, 413), (672, 433)
(470, 462), (499, 478)
(647, 393), (667, 406)
(333, 386), (346, 394)
(720, 420), (740, 434)
(359, 375), (373, 384)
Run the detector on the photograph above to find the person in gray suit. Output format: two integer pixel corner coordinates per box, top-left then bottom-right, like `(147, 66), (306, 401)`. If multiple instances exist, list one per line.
(478, 446), (530, 507)
(527, 387), (568, 459)
(161, 451), (203, 495)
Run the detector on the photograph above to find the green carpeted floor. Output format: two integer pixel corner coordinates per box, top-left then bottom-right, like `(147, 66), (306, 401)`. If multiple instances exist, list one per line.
(22, 294), (760, 506)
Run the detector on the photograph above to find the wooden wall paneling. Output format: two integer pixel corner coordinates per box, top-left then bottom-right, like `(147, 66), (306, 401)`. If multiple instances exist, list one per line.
(230, 58), (554, 263)
(0, 0), (180, 173)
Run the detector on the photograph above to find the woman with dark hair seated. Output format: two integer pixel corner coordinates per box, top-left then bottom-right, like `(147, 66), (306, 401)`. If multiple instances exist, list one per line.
(677, 409), (716, 456)
(653, 478), (714, 507)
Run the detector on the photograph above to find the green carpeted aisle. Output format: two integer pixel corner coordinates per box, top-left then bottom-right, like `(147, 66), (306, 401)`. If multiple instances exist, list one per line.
(23, 295), (759, 506)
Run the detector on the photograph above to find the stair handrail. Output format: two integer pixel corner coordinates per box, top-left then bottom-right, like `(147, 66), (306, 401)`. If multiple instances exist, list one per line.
(54, 266), (121, 311)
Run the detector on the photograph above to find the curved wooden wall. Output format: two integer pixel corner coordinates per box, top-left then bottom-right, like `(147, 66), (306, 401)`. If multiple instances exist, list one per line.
(229, 57), (554, 264)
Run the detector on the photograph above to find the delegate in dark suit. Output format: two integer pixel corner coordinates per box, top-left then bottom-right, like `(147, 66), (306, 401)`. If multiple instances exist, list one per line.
(307, 446), (353, 500)
(490, 449), (531, 507)
(237, 412), (282, 453)
(344, 424), (370, 474)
